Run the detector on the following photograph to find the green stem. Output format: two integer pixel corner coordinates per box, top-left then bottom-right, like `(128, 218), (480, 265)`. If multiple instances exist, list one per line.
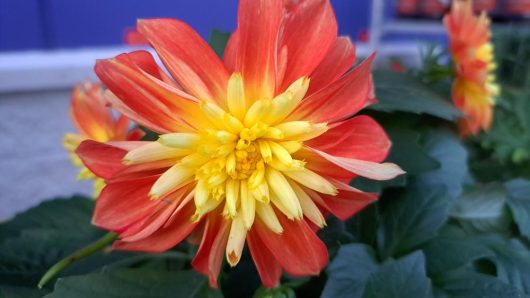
(38, 232), (118, 288)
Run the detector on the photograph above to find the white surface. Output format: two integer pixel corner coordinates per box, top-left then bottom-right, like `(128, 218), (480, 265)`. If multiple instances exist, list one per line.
(0, 46), (142, 93)
(0, 90), (92, 219)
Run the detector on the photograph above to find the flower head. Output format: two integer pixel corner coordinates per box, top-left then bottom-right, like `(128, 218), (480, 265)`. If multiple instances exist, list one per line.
(64, 81), (144, 196)
(76, 0), (403, 288)
(444, 0), (499, 137)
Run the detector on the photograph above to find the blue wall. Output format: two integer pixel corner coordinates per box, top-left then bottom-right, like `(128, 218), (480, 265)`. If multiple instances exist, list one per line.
(0, 0), (370, 51)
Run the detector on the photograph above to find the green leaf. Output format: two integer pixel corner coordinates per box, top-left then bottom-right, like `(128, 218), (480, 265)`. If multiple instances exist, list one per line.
(0, 197), (131, 287)
(0, 284), (48, 298)
(478, 237), (530, 295)
(362, 251), (433, 298)
(371, 70), (461, 121)
(44, 269), (221, 298)
(436, 270), (527, 298)
(449, 183), (512, 234)
(385, 125), (440, 176)
(377, 187), (451, 259)
(322, 244), (379, 298)
(416, 130), (471, 199)
(506, 179), (530, 240)
(0, 196), (96, 242)
(209, 29), (231, 58)
(422, 236), (494, 274)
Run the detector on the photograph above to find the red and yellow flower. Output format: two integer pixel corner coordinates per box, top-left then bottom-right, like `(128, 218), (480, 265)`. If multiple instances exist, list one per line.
(75, 0), (404, 288)
(63, 82), (144, 196)
(444, 0), (499, 137)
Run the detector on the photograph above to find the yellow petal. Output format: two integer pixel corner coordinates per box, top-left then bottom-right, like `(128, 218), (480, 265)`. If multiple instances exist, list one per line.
(289, 181), (326, 228)
(225, 179), (240, 217)
(226, 216), (247, 267)
(149, 164), (195, 199)
(263, 77), (309, 125)
(269, 142), (293, 165)
(257, 140), (272, 163)
(284, 168), (337, 195)
(256, 202), (283, 234)
(248, 161), (265, 189)
(159, 133), (200, 149)
(194, 179), (209, 208)
(266, 168), (302, 219)
(240, 182), (255, 229)
(124, 142), (189, 165)
(251, 182), (270, 204)
(274, 121), (312, 138)
(244, 99), (271, 127)
(280, 141), (302, 154)
(227, 73), (246, 120)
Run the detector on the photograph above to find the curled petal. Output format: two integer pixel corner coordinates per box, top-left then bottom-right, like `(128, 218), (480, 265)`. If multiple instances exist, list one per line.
(138, 19), (229, 103)
(289, 53), (375, 123)
(113, 199), (197, 252)
(305, 115), (391, 162)
(307, 37), (356, 95)
(308, 147), (405, 181)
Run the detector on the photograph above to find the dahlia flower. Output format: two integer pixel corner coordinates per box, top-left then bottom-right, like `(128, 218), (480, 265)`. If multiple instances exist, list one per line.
(76, 0), (404, 288)
(63, 82), (144, 196)
(444, 0), (499, 137)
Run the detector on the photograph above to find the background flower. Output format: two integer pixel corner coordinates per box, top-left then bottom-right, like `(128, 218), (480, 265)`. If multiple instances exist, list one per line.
(63, 81), (144, 196)
(444, 0), (499, 137)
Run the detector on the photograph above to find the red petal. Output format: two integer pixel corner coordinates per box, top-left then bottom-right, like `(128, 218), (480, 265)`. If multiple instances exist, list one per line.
(305, 115), (391, 162)
(254, 213), (328, 276)
(307, 37), (356, 95)
(247, 229), (282, 288)
(93, 174), (160, 231)
(113, 200), (197, 252)
(95, 51), (204, 134)
(236, 0), (283, 101)
(289, 53), (375, 123)
(277, 0), (337, 91)
(306, 180), (378, 220)
(138, 19), (229, 104)
(119, 183), (195, 241)
(191, 213), (230, 288)
(223, 31), (239, 73)
(75, 140), (127, 179)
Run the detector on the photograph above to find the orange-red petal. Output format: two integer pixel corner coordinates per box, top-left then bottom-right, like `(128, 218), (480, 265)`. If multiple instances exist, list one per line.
(113, 200), (197, 252)
(289, 53), (375, 123)
(307, 37), (356, 95)
(75, 140), (128, 179)
(277, 0), (337, 91)
(137, 19), (229, 104)
(247, 228), (282, 288)
(254, 212), (328, 276)
(235, 0), (283, 101)
(191, 213), (231, 288)
(305, 115), (391, 162)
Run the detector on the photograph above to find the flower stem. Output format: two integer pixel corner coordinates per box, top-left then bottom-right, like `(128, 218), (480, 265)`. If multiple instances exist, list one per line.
(38, 232), (118, 288)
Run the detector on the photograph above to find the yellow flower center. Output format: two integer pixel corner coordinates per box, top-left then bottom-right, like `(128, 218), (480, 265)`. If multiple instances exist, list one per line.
(124, 73), (339, 242)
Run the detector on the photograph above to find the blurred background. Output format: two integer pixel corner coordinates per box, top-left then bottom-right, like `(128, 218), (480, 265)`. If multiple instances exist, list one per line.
(1, 0), (529, 219)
